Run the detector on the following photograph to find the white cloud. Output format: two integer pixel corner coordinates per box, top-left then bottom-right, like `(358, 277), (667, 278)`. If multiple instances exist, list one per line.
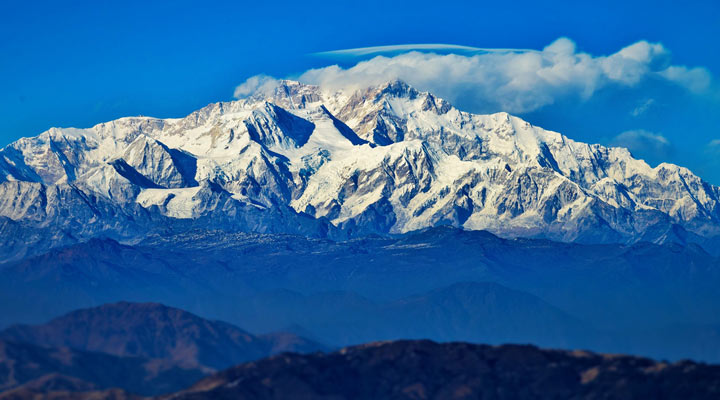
(234, 38), (714, 115)
(233, 75), (280, 99)
(659, 66), (712, 93)
(610, 130), (672, 164)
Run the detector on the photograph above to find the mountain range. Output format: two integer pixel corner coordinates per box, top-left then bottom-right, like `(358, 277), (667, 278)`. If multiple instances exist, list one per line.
(2, 227), (719, 362)
(2, 80), (720, 262)
(3, 78), (720, 398)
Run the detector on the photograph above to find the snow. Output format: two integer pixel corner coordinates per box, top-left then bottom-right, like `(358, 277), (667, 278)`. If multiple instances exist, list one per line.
(1, 78), (719, 243)
(136, 187), (202, 219)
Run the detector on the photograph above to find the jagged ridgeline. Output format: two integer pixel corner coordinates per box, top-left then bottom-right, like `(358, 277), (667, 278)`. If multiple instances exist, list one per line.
(1, 80), (720, 261)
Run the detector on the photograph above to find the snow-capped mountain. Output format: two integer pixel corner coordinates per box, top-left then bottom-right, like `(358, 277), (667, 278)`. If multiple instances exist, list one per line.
(1, 79), (719, 259)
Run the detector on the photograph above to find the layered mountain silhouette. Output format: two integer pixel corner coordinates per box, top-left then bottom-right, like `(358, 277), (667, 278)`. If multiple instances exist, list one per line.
(228, 282), (604, 350)
(2, 227), (719, 362)
(3, 306), (720, 399)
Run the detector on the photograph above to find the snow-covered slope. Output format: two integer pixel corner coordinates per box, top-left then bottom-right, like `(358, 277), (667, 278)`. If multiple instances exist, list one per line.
(1, 80), (719, 259)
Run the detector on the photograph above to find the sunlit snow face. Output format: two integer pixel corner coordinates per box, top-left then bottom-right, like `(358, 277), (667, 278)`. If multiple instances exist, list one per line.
(234, 38), (719, 184)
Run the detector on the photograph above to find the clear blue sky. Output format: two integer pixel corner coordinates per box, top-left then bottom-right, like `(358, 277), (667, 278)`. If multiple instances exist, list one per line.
(2, 0), (719, 181)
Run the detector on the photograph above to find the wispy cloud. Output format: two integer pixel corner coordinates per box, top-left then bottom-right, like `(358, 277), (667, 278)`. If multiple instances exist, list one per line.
(610, 130), (672, 165)
(313, 44), (538, 58)
(706, 139), (720, 153)
(631, 99), (656, 117)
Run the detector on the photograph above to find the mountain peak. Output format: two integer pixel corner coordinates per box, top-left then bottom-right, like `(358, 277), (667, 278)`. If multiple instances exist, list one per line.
(377, 79), (418, 98)
(246, 79), (323, 110)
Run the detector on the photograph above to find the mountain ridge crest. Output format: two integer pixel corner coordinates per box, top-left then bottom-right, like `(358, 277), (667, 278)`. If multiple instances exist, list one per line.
(1, 79), (719, 260)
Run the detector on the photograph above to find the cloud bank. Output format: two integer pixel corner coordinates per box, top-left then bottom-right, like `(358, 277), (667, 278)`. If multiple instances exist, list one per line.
(235, 38), (712, 115)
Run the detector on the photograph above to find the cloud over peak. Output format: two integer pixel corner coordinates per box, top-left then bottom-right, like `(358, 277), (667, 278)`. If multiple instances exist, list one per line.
(235, 38), (713, 116)
(233, 75), (280, 99)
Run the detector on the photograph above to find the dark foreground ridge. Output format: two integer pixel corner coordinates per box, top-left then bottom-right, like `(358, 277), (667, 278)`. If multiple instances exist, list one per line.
(167, 340), (720, 400)
(2, 339), (720, 399)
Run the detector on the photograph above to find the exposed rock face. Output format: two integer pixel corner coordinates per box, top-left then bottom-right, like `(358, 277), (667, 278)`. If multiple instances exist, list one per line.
(169, 340), (720, 400)
(1, 80), (719, 259)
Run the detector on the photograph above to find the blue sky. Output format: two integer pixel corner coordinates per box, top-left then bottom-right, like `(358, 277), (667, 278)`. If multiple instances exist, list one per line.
(2, 0), (720, 182)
